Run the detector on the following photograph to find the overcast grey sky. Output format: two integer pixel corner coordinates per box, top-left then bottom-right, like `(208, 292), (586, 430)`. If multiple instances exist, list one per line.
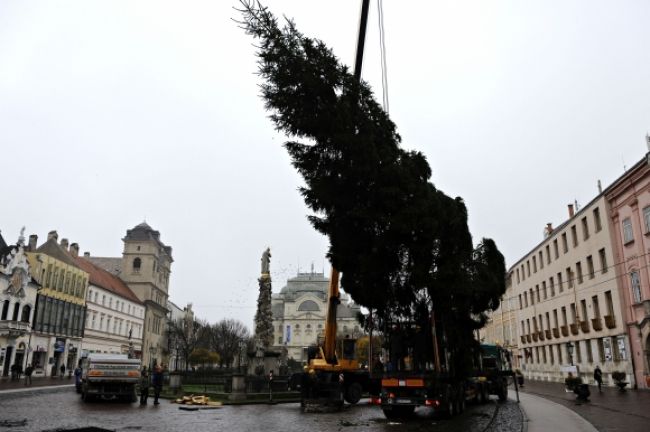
(1, 0), (649, 329)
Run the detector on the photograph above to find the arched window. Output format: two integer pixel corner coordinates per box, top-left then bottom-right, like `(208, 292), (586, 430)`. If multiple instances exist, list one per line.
(297, 300), (320, 312)
(21, 305), (31, 323)
(306, 324), (311, 329)
(1, 300), (9, 320)
(12, 302), (20, 321)
(133, 257), (141, 273)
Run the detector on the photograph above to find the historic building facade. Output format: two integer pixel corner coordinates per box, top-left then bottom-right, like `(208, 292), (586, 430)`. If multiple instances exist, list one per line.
(512, 197), (633, 386)
(25, 232), (88, 376)
(480, 274), (521, 369)
(73, 254), (145, 358)
(271, 270), (363, 361)
(88, 222), (173, 367)
(167, 301), (194, 371)
(605, 147), (650, 389)
(0, 231), (40, 377)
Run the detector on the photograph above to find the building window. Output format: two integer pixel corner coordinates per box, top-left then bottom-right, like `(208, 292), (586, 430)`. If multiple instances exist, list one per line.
(566, 267), (574, 289)
(516, 269), (520, 283)
(527, 261), (531, 277)
(622, 218), (634, 244)
(21, 305), (31, 322)
(542, 281), (547, 299)
(593, 207), (602, 232)
(599, 248), (608, 273)
(549, 277), (555, 296)
(592, 296), (601, 318)
(644, 206), (650, 233)
(587, 255), (595, 279)
(631, 271), (642, 303)
(557, 272), (563, 293)
(586, 339), (593, 363)
(1, 300), (9, 320)
(533, 256), (537, 273)
(582, 217), (589, 240)
(519, 294), (522, 309)
(571, 225), (578, 247)
(576, 262), (583, 284)
(545, 245), (551, 265)
(562, 233), (568, 253)
(553, 239), (559, 259)
(133, 257), (142, 273)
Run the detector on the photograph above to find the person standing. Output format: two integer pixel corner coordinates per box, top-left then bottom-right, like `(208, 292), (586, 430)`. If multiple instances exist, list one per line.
(74, 363), (83, 393)
(139, 366), (150, 405)
(59, 364), (66, 379)
(24, 364), (33, 386)
(151, 363), (163, 405)
(594, 365), (603, 392)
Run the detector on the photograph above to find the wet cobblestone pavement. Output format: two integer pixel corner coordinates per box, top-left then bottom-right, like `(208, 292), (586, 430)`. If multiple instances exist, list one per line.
(0, 388), (523, 432)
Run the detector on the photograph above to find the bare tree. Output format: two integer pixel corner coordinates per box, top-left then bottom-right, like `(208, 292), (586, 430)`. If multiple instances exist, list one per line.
(206, 319), (251, 368)
(167, 317), (209, 371)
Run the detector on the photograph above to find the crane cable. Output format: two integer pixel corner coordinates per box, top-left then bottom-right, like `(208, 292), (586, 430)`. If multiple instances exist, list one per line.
(377, 0), (389, 113)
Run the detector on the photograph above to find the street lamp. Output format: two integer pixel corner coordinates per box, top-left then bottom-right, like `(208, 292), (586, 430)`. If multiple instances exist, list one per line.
(566, 342), (574, 366)
(238, 340), (246, 374)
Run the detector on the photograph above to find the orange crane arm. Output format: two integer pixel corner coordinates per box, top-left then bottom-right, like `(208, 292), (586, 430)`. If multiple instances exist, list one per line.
(323, 267), (340, 364)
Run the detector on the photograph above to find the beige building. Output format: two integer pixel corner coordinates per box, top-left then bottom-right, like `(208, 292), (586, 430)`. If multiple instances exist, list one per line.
(271, 270), (363, 361)
(25, 232), (89, 376)
(480, 274), (521, 369)
(511, 199), (632, 385)
(88, 222), (173, 367)
(74, 255), (145, 358)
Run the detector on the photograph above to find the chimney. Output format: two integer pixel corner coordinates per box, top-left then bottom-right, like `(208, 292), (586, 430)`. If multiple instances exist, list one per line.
(70, 243), (79, 258)
(598, 179), (602, 194)
(646, 133), (650, 151)
(47, 230), (58, 241)
(28, 234), (38, 251)
(545, 223), (554, 237)
(83, 252), (90, 258)
(568, 204), (574, 218)
(60, 238), (69, 250)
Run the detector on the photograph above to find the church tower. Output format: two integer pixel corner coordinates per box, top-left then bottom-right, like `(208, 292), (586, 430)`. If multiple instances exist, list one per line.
(119, 222), (173, 367)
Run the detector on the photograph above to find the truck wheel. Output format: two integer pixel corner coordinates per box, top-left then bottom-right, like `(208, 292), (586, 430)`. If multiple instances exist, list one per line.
(444, 389), (455, 418)
(82, 388), (92, 403)
(498, 380), (508, 402)
(456, 394), (466, 413)
(344, 383), (363, 404)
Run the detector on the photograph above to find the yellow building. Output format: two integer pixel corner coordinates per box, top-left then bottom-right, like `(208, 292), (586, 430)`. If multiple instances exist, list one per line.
(25, 231), (88, 376)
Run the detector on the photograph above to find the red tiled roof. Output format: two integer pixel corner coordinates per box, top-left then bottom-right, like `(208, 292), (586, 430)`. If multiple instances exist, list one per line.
(72, 256), (142, 304)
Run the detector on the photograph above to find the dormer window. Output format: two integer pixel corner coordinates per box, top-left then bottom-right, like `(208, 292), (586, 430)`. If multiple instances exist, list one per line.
(133, 257), (141, 273)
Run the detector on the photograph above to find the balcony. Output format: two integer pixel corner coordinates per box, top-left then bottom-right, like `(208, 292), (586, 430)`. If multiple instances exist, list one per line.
(526, 334), (532, 343)
(580, 320), (590, 333)
(538, 330), (545, 341)
(532, 332), (539, 342)
(591, 317), (603, 331)
(553, 328), (560, 338)
(560, 325), (569, 337)
(570, 323), (579, 335)
(545, 329), (552, 339)
(0, 320), (30, 337)
(604, 315), (616, 329)
(521, 335), (527, 344)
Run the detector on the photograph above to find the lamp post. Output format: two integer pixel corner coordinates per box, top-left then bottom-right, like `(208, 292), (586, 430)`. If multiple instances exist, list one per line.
(566, 342), (574, 366)
(238, 340), (245, 374)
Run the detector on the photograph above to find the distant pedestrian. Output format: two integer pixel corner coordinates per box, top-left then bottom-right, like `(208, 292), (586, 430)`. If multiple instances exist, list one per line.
(24, 364), (34, 386)
(152, 363), (163, 405)
(74, 365), (83, 393)
(59, 364), (66, 379)
(594, 366), (603, 392)
(139, 366), (150, 405)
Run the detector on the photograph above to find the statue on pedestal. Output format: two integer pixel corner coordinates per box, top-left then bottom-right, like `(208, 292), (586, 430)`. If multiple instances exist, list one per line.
(261, 247), (271, 275)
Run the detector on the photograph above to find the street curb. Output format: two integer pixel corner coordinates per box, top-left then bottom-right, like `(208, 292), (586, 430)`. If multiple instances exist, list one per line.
(0, 384), (74, 395)
(518, 400), (529, 432)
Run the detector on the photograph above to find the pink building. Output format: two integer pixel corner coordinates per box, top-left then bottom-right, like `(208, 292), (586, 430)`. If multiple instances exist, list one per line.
(606, 148), (650, 389)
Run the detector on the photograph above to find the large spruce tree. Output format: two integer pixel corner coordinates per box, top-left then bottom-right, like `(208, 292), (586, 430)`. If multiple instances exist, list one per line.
(239, 2), (506, 366)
